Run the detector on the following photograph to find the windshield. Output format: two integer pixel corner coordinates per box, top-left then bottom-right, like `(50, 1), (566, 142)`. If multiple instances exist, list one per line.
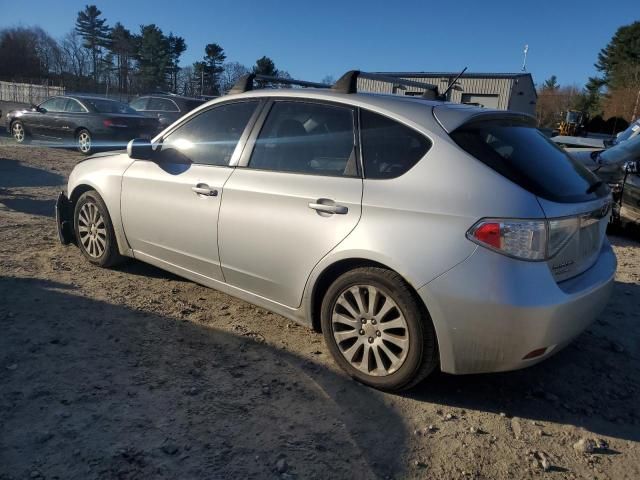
(613, 120), (640, 145)
(83, 98), (137, 114)
(451, 120), (607, 203)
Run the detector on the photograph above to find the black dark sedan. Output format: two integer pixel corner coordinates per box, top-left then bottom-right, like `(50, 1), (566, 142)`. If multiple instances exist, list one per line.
(129, 94), (205, 132)
(5, 95), (159, 155)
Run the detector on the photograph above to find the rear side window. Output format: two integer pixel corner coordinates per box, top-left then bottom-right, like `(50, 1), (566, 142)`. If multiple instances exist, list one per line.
(64, 99), (86, 113)
(148, 97), (179, 112)
(450, 121), (606, 202)
(360, 110), (431, 179)
(249, 101), (357, 177)
(130, 97), (149, 110)
(160, 101), (258, 166)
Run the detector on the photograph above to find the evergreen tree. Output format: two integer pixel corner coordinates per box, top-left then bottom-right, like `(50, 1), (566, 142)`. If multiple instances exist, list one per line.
(135, 24), (170, 91)
(75, 4), (110, 85)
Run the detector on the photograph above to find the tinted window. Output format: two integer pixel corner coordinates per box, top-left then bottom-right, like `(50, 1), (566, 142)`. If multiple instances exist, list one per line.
(64, 99), (86, 113)
(39, 97), (66, 112)
(249, 102), (356, 176)
(160, 101), (258, 166)
(148, 97), (179, 112)
(360, 110), (431, 179)
(450, 121), (606, 202)
(84, 99), (137, 114)
(130, 97), (149, 110)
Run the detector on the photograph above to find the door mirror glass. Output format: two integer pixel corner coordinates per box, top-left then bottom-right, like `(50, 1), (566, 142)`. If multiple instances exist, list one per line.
(127, 138), (154, 160)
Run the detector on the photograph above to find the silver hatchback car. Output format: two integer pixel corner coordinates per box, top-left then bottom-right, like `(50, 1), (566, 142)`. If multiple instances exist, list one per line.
(56, 71), (616, 391)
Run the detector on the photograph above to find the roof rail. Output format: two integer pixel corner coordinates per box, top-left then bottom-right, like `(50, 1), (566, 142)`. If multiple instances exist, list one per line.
(332, 70), (441, 99)
(228, 74), (331, 95)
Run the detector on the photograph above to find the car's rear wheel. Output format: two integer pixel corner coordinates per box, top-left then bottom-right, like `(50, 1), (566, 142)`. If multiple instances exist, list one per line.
(76, 129), (93, 155)
(11, 121), (29, 144)
(321, 267), (438, 391)
(73, 190), (125, 267)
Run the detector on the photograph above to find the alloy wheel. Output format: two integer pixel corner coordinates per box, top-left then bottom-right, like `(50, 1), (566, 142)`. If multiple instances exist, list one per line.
(331, 285), (409, 376)
(78, 131), (91, 153)
(78, 201), (106, 258)
(12, 123), (25, 142)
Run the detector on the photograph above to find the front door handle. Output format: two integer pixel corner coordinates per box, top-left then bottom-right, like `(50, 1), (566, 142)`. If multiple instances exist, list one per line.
(308, 200), (348, 215)
(192, 183), (218, 196)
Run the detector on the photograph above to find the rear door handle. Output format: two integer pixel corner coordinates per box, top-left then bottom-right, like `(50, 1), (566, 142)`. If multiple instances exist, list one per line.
(192, 183), (218, 196)
(308, 200), (348, 215)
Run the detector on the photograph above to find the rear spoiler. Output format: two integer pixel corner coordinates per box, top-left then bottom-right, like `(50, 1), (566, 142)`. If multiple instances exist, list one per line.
(433, 105), (536, 133)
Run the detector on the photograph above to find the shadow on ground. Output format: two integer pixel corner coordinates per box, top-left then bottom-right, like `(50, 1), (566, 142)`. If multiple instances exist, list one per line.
(407, 279), (640, 443)
(0, 158), (64, 189)
(0, 276), (407, 479)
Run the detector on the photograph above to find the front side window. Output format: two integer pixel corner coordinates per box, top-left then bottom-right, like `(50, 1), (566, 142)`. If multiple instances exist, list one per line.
(360, 110), (431, 179)
(39, 97), (66, 112)
(160, 101), (259, 166)
(249, 101), (356, 176)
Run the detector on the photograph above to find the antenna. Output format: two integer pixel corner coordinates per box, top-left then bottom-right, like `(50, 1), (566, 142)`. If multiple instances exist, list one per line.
(522, 44), (529, 72)
(441, 67), (468, 100)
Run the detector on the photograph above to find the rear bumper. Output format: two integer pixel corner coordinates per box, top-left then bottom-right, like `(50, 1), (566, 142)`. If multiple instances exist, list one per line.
(418, 240), (616, 375)
(55, 191), (74, 245)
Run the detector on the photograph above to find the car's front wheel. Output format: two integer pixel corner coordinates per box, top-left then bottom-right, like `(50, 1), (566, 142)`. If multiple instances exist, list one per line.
(73, 190), (125, 267)
(76, 128), (93, 155)
(321, 267), (438, 391)
(11, 121), (29, 144)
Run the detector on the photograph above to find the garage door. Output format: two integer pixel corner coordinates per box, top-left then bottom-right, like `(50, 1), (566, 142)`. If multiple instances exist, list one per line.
(461, 94), (500, 109)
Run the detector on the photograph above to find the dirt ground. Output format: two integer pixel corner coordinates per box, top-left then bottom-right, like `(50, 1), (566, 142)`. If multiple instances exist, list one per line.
(0, 136), (639, 480)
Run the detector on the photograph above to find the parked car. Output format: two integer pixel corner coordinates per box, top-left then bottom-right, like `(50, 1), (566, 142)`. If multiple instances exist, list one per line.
(571, 133), (640, 226)
(6, 95), (159, 155)
(129, 94), (205, 132)
(55, 71), (616, 391)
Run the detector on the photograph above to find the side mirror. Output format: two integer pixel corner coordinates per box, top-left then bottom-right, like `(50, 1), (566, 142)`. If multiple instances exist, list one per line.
(127, 138), (153, 160)
(624, 160), (639, 174)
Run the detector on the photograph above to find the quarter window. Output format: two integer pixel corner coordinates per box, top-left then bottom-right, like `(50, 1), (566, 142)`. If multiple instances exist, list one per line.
(249, 101), (356, 177)
(160, 101), (259, 166)
(360, 110), (431, 179)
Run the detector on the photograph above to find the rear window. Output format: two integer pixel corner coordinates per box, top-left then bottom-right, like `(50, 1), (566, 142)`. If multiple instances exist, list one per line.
(450, 121), (607, 203)
(84, 99), (137, 114)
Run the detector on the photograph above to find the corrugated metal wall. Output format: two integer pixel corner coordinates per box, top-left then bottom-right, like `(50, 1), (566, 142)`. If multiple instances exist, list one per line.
(358, 76), (515, 110)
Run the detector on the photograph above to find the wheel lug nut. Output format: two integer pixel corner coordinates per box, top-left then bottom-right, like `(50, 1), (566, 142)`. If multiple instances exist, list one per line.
(371, 319), (377, 325)
(359, 329), (365, 335)
(368, 337), (374, 344)
(361, 318), (366, 324)
(376, 331), (381, 337)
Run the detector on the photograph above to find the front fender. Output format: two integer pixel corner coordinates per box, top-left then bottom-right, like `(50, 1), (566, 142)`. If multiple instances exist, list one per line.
(67, 152), (135, 257)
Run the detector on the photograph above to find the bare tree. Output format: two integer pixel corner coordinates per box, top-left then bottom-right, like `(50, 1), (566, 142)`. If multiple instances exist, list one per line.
(219, 61), (250, 94)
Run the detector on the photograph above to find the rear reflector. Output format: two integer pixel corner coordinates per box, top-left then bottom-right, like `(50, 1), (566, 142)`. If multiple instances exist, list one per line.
(522, 347), (548, 360)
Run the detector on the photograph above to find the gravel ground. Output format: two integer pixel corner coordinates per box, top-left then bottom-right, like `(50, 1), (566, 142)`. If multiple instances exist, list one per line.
(1, 139), (639, 480)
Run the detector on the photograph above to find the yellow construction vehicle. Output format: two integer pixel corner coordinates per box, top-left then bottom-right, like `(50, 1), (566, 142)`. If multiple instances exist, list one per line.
(557, 110), (587, 136)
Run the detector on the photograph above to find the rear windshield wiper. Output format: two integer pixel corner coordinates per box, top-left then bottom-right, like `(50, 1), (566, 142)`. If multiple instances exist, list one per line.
(586, 180), (604, 194)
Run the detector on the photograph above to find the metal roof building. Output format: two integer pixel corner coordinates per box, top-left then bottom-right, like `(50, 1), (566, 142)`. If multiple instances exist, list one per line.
(358, 72), (537, 116)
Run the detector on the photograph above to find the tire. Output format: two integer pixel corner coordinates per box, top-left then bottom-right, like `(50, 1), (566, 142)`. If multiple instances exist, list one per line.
(76, 128), (93, 155)
(73, 190), (125, 267)
(11, 120), (29, 144)
(321, 267), (438, 391)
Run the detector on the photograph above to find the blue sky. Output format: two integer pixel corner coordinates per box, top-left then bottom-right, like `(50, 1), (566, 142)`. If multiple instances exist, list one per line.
(1, 0), (638, 87)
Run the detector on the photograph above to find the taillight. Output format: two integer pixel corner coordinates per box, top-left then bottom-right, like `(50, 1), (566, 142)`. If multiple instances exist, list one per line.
(103, 119), (128, 128)
(467, 218), (578, 261)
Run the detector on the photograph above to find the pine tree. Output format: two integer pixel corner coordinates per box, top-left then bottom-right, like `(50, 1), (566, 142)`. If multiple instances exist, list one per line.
(75, 5), (110, 85)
